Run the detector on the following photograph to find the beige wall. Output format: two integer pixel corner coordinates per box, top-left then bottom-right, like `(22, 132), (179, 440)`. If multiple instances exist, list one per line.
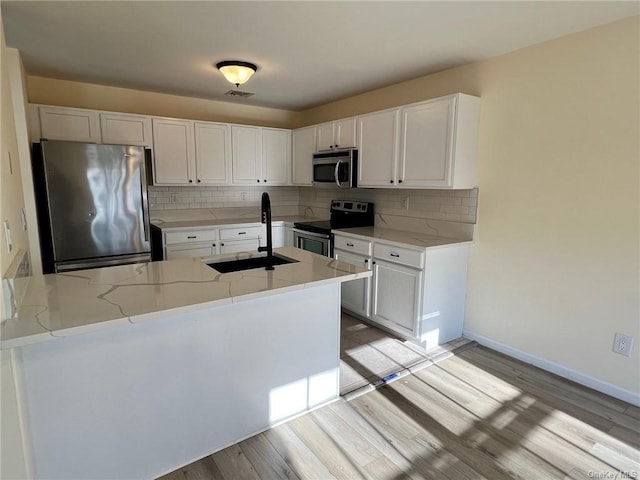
(27, 76), (300, 128)
(300, 17), (640, 396)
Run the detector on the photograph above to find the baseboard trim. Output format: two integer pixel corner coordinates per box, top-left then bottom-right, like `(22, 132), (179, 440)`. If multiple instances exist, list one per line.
(462, 329), (640, 407)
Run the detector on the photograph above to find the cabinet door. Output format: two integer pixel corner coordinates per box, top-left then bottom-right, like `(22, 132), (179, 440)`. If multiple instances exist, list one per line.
(100, 113), (152, 147)
(357, 109), (400, 187)
(372, 259), (421, 336)
(39, 106), (101, 143)
(271, 225), (285, 248)
(335, 250), (371, 318)
(262, 128), (290, 185)
(152, 118), (195, 185)
(315, 123), (335, 151)
(292, 126), (315, 185)
(334, 118), (356, 149)
(220, 239), (260, 254)
(399, 98), (455, 188)
(231, 126), (261, 184)
(165, 243), (216, 260)
(194, 122), (231, 185)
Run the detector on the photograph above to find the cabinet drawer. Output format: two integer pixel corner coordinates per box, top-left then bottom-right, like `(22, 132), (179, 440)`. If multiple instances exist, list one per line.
(219, 225), (262, 240)
(165, 229), (217, 245)
(333, 235), (372, 256)
(374, 243), (424, 269)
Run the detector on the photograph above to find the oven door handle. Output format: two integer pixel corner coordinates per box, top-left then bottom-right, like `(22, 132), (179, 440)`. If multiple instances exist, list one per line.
(334, 160), (343, 189)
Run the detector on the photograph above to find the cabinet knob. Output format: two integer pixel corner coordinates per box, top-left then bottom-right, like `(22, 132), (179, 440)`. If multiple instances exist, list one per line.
(398, 179), (403, 184)
(189, 179), (193, 183)
(221, 243), (225, 246)
(263, 179), (267, 183)
(212, 243), (216, 247)
(197, 179), (201, 183)
(372, 261), (376, 265)
(256, 179), (260, 183)
(389, 180), (394, 184)
(364, 259), (368, 263)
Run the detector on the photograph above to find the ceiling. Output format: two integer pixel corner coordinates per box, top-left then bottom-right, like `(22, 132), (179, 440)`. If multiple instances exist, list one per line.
(2, 1), (638, 111)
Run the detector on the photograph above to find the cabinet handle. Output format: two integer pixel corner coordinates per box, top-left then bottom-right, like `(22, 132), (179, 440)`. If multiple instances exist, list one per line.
(187, 236), (197, 239)
(238, 232), (247, 235)
(390, 253), (400, 258)
(346, 242), (354, 247)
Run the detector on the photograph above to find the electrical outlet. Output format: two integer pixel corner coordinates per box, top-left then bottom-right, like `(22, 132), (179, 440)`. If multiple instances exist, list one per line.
(400, 196), (409, 210)
(613, 333), (634, 357)
(171, 193), (179, 204)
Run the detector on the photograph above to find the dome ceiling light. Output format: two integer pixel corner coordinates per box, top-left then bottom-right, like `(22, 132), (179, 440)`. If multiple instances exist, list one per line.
(216, 61), (257, 88)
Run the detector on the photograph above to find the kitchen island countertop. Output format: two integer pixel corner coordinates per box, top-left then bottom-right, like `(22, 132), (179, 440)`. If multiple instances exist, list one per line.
(1, 247), (370, 349)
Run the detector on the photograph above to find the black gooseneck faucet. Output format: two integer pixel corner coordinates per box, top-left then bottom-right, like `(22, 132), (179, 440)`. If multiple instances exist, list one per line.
(258, 192), (274, 270)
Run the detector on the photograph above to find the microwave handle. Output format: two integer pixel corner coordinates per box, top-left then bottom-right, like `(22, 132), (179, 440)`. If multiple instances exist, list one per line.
(334, 160), (343, 189)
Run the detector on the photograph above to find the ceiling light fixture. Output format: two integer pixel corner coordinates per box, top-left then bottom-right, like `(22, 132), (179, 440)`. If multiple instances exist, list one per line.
(216, 60), (257, 87)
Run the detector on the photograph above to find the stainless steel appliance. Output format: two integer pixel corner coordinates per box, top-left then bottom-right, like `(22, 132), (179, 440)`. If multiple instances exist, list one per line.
(293, 200), (374, 257)
(312, 148), (358, 188)
(32, 140), (151, 273)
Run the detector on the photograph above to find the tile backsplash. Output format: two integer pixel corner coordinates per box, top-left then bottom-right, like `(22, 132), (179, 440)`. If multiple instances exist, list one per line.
(149, 185), (478, 238)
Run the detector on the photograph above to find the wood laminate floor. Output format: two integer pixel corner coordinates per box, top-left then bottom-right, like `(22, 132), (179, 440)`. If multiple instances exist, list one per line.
(159, 343), (640, 480)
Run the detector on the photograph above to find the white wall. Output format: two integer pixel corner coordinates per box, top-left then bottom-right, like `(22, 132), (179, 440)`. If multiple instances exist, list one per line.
(299, 16), (640, 399)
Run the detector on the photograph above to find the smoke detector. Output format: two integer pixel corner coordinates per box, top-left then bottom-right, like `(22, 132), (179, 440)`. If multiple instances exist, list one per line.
(224, 90), (255, 98)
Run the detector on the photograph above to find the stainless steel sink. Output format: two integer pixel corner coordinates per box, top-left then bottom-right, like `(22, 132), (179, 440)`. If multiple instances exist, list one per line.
(205, 254), (298, 273)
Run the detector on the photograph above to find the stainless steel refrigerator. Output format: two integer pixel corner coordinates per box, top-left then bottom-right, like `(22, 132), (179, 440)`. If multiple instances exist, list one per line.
(32, 140), (151, 273)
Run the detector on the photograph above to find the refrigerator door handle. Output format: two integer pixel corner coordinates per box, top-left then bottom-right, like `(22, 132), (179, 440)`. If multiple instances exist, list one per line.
(140, 169), (150, 242)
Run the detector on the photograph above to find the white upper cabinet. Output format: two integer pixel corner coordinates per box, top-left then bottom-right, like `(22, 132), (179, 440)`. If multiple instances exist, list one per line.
(261, 128), (291, 185)
(357, 93), (479, 189)
(315, 118), (356, 151)
(357, 108), (400, 187)
(38, 106), (101, 143)
(152, 118), (196, 185)
(232, 126), (291, 185)
(194, 122), (231, 185)
(231, 125), (262, 185)
(399, 94), (479, 189)
(292, 126), (315, 186)
(100, 113), (153, 147)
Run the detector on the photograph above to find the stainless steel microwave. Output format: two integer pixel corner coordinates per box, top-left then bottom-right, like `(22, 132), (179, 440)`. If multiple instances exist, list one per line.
(312, 149), (358, 188)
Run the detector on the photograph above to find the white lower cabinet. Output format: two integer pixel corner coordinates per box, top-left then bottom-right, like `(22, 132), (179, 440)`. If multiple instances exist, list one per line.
(371, 259), (421, 336)
(166, 243), (218, 260)
(334, 232), (469, 350)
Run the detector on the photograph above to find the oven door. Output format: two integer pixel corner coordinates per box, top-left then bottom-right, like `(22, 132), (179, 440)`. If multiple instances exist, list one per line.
(293, 229), (332, 257)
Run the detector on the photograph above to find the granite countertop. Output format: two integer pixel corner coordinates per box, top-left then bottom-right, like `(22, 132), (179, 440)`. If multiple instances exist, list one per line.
(0, 247), (370, 350)
(333, 226), (473, 250)
(153, 216), (321, 231)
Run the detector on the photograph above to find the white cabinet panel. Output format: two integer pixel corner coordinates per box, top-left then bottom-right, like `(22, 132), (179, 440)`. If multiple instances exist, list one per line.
(220, 239), (260, 254)
(399, 98), (454, 188)
(152, 118), (195, 185)
(262, 128), (290, 185)
(334, 118), (356, 149)
(231, 126), (261, 184)
(357, 109), (400, 187)
(194, 122), (231, 185)
(316, 118), (356, 151)
(372, 259), (421, 335)
(39, 106), (101, 143)
(292, 126), (315, 186)
(166, 244), (217, 260)
(100, 113), (152, 147)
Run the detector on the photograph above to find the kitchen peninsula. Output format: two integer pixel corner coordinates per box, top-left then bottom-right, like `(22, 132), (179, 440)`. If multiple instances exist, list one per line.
(1, 247), (370, 479)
